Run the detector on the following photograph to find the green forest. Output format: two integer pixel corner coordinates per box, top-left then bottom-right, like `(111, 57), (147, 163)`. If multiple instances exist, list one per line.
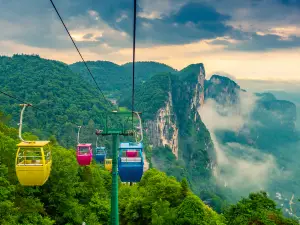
(0, 112), (298, 224)
(0, 54), (112, 148)
(69, 61), (176, 99)
(1, 54), (300, 224)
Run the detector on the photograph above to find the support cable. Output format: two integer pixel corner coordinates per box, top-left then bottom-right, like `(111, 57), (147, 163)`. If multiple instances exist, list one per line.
(131, 0), (137, 127)
(49, 0), (114, 110)
(0, 90), (47, 113)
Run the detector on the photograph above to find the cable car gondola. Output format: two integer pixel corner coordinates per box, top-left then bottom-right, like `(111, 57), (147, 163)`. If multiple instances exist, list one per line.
(94, 130), (106, 163)
(105, 158), (112, 172)
(118, 142), (144, 182)
(15, 104), (52, 186)
(95, 146), (106, 163)
(76, 143), (93, 166)
(76, 126), (92, 166)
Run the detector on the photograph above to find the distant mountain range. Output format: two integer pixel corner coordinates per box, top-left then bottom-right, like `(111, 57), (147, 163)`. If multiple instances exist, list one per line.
(69, 61), (176, 98)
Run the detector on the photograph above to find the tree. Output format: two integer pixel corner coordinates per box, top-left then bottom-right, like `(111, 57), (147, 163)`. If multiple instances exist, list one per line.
(224, 191), (298, 225)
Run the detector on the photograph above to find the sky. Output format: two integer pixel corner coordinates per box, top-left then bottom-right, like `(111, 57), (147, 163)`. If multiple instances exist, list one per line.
(0, 0), (300, 81)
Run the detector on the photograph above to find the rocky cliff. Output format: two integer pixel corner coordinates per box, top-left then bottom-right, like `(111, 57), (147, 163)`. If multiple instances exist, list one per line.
(145, 90), (179, 158)
(121, 64), (215, 196)
(119, 63), (299, 212)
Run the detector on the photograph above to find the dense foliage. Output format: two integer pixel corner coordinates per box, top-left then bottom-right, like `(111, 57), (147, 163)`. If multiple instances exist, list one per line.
(0, 113), (297, 224)
(70, 61), (176, 98)
(224, 192), (298, 225)
(119, 72), (172, 120)
(0, 54), (112, 148)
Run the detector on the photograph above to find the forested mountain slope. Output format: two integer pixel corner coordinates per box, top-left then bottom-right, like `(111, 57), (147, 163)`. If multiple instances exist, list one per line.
(69, 61), (176, 98)
(119, 64), (226, 210)
(0, 113), (297, 225)
(0, 54), (111, 147)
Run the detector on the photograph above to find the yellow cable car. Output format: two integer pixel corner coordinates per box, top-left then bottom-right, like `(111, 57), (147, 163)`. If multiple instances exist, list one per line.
(105, 159), (112, 172)
(16, 141), (52, 186)
(15, 104), (52, 186)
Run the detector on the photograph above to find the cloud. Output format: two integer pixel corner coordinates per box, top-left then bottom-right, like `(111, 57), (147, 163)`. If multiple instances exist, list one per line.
(261, 26), (300, 39)
(278, 0), (300, 8)
(1, 0), (300, 53)
(199, 93), (282, 192)
(205, 0), (300, 50)
(199, 83), (300, 203)
(226, 33), (300, 51)
(170, 2), (230, 24)
(136, 2), (235, 45)
(82, 33), (94, 39)
(56, 0), (235, 46)
(1, 0), (300, 81)
(138, 11), (162, 20)
(212, 141), (279, 191)
(49, 0), (300, 51)
(0, 0), (133, 51)
(0, 40), (130, 64)
(139, 0), (186, 19)
(207, 71), (237, 82)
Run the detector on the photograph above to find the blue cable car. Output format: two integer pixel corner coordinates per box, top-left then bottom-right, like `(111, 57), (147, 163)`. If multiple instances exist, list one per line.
(118, 142), (144, 182)
(95, 146), (106, 163)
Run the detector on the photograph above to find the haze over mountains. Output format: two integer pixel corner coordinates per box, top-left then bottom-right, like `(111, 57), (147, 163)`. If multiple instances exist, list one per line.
(1, 54), (300, 218)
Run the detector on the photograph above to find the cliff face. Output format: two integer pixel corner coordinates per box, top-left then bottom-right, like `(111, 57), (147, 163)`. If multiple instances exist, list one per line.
(139, 64), (215, 195)
(145, 91), (179, 158)
(121, 64), (299, 211)
(144, 64), (210, 161)
(145, 63), (212, 162)
(191, 66), (205, 120)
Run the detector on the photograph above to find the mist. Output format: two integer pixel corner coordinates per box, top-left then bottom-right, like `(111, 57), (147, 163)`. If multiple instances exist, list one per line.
(199, 91), (283, 194)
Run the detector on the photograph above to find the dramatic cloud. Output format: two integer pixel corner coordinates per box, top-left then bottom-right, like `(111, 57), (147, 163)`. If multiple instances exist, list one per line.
(226, 33), (300, 51)
(278, 0), (300, 8)
(0, 0), (300, 81)
(199, 93), (282, 193)
(2, 0), (300, 49)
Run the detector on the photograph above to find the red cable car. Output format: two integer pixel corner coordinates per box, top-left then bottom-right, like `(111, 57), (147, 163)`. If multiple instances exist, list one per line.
(76, 126), (92, 166)
(76, 143), (93, 166)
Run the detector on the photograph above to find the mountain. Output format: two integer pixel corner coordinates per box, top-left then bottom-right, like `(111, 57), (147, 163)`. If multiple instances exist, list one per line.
(205, 75), (243, 105)
(2, 54), (300, 219)
(69, 61), (176, 98)
(119, 64), (300, 218)
(119, 63), (230, 210)
(69, 60), (127, 95)
(270, 91), (300, 129)
(204, 75), (298, 151)
(122, 61), (177, 83)
(0, 54), (111, 147)
(202, 74), (300, 217)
